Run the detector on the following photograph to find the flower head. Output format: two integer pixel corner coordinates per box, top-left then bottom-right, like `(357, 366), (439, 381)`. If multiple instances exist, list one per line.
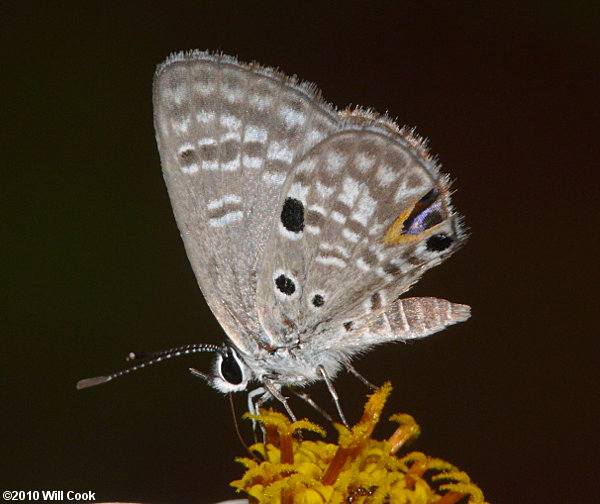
(231, 383), (488, 504)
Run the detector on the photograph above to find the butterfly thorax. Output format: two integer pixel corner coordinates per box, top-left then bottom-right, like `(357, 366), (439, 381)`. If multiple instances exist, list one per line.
(240, 342), (347, 386)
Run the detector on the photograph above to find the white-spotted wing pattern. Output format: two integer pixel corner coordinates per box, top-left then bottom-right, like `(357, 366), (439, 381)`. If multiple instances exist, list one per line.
(80, 51), (469, 420)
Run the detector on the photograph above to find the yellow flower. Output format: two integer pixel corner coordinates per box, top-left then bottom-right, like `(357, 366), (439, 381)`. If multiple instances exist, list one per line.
(231, 383), (488, 504)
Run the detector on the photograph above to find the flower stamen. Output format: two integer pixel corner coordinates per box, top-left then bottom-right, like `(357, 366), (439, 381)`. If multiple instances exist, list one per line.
(232, 383), (488, 503)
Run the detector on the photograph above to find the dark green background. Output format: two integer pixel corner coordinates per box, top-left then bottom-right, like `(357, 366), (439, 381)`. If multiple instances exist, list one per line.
(4, 2), (597, 503)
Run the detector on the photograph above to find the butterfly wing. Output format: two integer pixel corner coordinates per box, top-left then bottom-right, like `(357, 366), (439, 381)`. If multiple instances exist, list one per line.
(153, 51), (341, 354)
(338, 297), (470, 353)
(256, 121), (468, 356)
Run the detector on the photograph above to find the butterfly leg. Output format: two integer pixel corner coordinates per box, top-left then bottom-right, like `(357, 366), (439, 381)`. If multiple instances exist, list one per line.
(247, 386), (267, 416)
(317, 366), (348, 427)
(262, 376), (298, 423)
(247, 386), (270, 443)
(346, 363), (378, 390)
(291, 389), (334, 423)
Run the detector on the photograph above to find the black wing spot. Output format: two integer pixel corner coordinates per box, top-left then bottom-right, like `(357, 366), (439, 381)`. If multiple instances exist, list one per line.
(275, 274), (296, 295)
(370, 292), (382, 311)
(180, 148), (198, 163)
(343, 321), (353, 331)
(426, 234), (454, 252)
(281, 197), (305, 233)
(418, 188), (438, 206)
(312, 294), (324, 307)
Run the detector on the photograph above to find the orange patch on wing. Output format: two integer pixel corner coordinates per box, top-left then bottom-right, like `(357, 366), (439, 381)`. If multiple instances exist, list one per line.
(383, 204), (417, 246)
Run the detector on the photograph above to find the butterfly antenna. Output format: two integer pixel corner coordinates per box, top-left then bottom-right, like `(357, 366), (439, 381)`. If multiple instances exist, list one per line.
(76, 343), (221, 390)
(125, 343), (222, 362)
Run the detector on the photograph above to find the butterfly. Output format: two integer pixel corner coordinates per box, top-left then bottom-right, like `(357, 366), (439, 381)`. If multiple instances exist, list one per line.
(78, 51), (469, 424)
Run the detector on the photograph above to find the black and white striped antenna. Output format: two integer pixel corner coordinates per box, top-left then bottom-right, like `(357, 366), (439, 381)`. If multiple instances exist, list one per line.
(76, 343), (221, 389)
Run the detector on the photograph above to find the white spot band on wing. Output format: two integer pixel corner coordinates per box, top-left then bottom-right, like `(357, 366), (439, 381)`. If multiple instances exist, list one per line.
(207, 194), (242, 210)
(262, 172), (286, 185)
(338, 176), (361, 206)
(243, 155), (263, 169)
(267, 141), (294, 164)
(315, 256), (346, 268)
(208, 211), (243, 227)
(181, 163), (199, 174)
(342, 228), (360, 243)
(244, 125), (268, 143)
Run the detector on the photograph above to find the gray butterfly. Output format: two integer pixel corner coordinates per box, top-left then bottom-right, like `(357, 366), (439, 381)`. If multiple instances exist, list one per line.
(78, 51), (469, 423)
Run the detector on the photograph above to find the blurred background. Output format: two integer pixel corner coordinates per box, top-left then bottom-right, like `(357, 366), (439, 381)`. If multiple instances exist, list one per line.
(4, 2), (597, 503)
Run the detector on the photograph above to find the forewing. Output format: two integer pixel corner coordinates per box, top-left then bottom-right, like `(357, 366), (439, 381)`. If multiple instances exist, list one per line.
(153, 51), (339, 353)
(256, 126), (467, 350)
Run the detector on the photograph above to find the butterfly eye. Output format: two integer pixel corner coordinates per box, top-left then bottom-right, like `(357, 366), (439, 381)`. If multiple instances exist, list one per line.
(220, 350), (243, 385)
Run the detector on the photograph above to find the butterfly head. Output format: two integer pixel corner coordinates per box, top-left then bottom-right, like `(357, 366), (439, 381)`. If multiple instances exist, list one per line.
(208, 346), (252, 393)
